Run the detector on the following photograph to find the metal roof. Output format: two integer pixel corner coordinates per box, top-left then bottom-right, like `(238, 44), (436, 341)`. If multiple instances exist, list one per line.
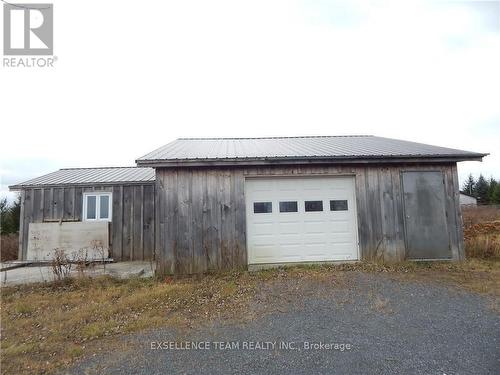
(136, 136), (487, 166)
(9, 167), (155, 190)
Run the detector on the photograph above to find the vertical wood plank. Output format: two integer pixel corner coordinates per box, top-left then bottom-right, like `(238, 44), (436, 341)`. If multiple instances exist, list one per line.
(33, 189), (43, 223)
(63, 187), (75, 221)
(53, 188), (64, 220)
(154, 180), (160, 262)
(219, 169), (232, 270)
(444, 166), (460, 260)
(164, 170), (178, 274)
(451, 163), (465, 260)
(366, 169), (383, 260)
(143, 184), (155, 261)
(133, 185), (143, 260)
(112, 185), (123, 260)
(157, 176), (166, 274)
(354, 168), (369, 261)
(176, 170), (192, 274)
(379, 168), (397, 261)
(391, 168), (406, 261)
(191, 169), (206, 273)
(122, 186), (134, 260)
(74, 187), (83, 221)
(43, 187), (51, 220)
(203, 169), (220, 271)
(22, 189), (34, 260)
(18, 190), (25, 260)
(48, 188), (54, 220)
(234, 169), (247, 267)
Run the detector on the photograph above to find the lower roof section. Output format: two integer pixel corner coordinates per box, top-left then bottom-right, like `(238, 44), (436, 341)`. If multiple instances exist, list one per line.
(9, 167), (155, 190)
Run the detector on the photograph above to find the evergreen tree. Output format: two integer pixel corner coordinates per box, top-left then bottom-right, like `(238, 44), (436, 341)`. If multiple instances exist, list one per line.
(0, 195), (21, 234)
(474, 174), (490, 204)
(462, 174), (475, 196)
(488, 178), (498, 204)
(9, 195), (21, 233)
(491, 183), (500, 204)
(0, 198), (11, 234)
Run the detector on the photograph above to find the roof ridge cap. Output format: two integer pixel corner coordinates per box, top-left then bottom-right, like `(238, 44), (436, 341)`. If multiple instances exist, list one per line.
(60, 166), (146, 171)
(177, 135), (374, 140)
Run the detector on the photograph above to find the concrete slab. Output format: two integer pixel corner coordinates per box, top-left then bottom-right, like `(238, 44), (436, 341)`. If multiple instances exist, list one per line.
(0, 261), (156, 287)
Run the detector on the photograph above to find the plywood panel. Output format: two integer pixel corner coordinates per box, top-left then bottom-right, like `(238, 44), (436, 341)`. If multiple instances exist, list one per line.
(26, 222), (109, 261)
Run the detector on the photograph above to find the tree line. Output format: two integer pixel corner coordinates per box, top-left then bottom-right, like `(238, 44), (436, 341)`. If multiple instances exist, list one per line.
(0, 196), (20, 235)
(462, 174), (500, 205)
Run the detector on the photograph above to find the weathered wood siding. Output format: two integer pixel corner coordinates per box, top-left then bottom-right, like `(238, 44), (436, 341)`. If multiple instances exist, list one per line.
(18, 183), (155, 261)
(156, 163), (464, 275)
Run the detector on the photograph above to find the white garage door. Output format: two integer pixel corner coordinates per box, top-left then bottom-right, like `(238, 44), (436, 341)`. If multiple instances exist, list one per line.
(245, 177), (359, 264)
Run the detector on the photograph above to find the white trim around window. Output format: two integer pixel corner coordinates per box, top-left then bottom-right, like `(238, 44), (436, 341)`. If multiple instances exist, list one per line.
(83, 192), (112, 222)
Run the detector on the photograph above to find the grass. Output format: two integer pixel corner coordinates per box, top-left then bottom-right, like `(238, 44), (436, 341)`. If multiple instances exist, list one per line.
(1, 259), (499, 374)
(462, 205), (500, 226)
(463, 206), (500, 259)
(0, 272), (257, 374)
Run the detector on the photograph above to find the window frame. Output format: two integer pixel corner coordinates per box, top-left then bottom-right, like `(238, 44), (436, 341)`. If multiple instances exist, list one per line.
(83, 192), (112, 222)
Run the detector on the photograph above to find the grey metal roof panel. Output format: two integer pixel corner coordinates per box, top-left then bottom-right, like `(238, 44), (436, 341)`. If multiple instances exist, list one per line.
(136, 136), (487, 165)
(10, 167), (155, 189)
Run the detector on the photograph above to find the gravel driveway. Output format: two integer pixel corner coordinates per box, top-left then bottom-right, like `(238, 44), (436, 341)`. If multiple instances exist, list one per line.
(70, 272), (499, 374)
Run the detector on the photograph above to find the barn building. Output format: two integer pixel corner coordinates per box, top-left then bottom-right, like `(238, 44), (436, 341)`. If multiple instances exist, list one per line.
(10, 136), (487, 275)
(459, 192), (478, 206)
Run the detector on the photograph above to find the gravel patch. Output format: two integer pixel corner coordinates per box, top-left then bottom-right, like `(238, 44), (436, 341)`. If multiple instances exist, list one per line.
(69, 272), (499, 374)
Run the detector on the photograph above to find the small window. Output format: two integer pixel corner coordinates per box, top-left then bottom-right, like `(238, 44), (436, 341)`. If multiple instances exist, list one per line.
(83, 192), (112, 221)
(330, 200), (348, 211)
(305, 200), (323, 212)
(254, 202), (272, 213)
(279, 201), (298, 213)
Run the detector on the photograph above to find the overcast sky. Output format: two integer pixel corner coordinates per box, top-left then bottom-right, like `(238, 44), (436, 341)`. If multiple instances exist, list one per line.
(1, 0), (499, 200)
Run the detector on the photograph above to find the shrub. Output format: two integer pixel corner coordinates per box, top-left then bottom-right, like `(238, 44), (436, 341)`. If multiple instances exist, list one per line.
(1, 233), (18, 261)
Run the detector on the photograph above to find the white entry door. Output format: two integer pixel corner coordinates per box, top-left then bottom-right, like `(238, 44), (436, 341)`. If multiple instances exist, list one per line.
(245, 177), (359, 264)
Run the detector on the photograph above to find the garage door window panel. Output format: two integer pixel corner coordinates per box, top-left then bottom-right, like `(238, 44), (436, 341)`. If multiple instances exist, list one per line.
(305, 200), (323, 212)
(253, 202), (272, 213)
(279, 201), (298, 213)
(330, 200), (348, 211)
